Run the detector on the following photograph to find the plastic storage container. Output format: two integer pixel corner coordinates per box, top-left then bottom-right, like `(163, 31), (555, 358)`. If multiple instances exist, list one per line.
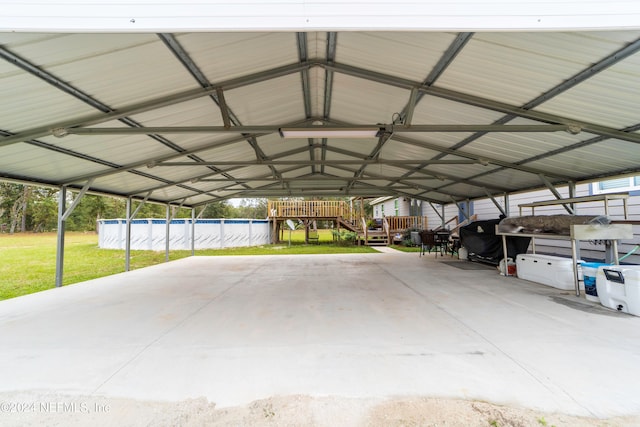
(499, 258), (516, 276)
(515, 254), (582, 290)
(596, 265), (640, 316)
(581, 262), (609, 302)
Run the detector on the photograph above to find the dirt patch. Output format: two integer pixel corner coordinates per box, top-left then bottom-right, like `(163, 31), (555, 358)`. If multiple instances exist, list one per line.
(1, 393), (638, 427)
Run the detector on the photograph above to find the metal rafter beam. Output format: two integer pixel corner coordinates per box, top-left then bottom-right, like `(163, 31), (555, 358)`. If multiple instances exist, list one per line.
(296, 33), (315, 174)
(296, 32), (312, 119)
(427, 33), (474, 86)
(63, 132), (260, 184)
(539, 174), (575, 214)
(0, 43), (196, 157)
(57, 124), (569, 135)
(427, 36), (640, 162)
(174, 167), (306, 203)
(484, 189), (508, 217)
(7, 54), (640, 148)
(216, 87), (232, 129)
(156, 159), (480, 166)
(205, 163), (429, 203)
(0, 60), (311, 147)
(390, 133), (573, 180)
(0, 40), (246, 194)
(158, 33), (265, 187)
(137, 149), (325, 199)
(328, 163), (475, 198)
(141, 138), (480, 198)
(196, 176), (448, 183)
(0, 130), (218, 199)
(319, 144), (507, 191)
(434, 120), (640, 193)
(402, 88), (419, 127)
(322, 32), (338, 173)
(198, 189), (400, 198)
(401, 32), (474, 126)
(0, 46), (111, 114)
(319, 60), (640, 145)
(129, 144), (316, 195)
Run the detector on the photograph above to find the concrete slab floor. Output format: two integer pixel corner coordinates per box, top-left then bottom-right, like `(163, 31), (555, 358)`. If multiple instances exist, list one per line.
(1, 250), (639, 422)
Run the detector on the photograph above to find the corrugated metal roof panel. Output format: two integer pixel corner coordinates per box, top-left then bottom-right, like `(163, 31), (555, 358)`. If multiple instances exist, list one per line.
(537, 57), (640, 129)
(380, 140), (447, 160)
(391, 132), (475, 150)
(322, 166), (357, 178)
(411, 96), (506, 125)
(336, 32), (457, 82)
(92, 173), (168, 196)
(0, 73), (97, 132)
(16, 33), (198, 108)
(129, 96), (224, 127)
(226, 74), (305, 125)
(325, 139), (378, 157)
(46, 134), (178, 166)
(527, 139), (640, 178)
(436, 32), (634, 106)
(0, 142), (108, 182)
(329, 73), (411, 124)
(175, 32), (299, 84)
(470, 169), (544, 191)
(197, 141), (262, 162)
(424, 162), (502, 181)
(259, 134), (304, 157)
(308, 65), (324, 119)
(462, 130), (589, 164)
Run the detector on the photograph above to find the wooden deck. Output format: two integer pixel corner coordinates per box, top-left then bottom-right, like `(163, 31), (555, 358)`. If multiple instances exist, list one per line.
(268, 200), (356, 221)
(267, 200), (429, 246)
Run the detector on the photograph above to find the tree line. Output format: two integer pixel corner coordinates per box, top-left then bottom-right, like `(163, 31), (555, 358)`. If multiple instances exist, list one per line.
(0, 183), (268, 233)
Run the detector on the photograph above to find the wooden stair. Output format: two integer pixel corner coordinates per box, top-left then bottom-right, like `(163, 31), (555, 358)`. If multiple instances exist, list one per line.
(360, 230), (389, 246)
(336, 216), (359, 232)
(357, 217), (390, 246)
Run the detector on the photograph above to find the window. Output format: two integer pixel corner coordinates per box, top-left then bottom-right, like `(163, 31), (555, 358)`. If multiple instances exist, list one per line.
(592, 176), (640, 194)
(394, 199), (399, 216)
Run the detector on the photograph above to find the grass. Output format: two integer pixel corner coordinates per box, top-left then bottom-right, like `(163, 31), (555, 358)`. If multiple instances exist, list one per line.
(0, 230), (377, 301)
(389, 245), (422, 253)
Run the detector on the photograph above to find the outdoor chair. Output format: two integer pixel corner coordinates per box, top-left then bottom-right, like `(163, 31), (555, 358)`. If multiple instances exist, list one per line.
(418, 230), (440, 257)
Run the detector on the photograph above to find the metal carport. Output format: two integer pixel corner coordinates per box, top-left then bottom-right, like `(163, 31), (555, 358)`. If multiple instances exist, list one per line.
(2, 2), (640, 424)
(2, 4), (640, 283)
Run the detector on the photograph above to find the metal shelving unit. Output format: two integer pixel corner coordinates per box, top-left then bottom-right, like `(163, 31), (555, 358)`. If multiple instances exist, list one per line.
(496, 193), (633, 297)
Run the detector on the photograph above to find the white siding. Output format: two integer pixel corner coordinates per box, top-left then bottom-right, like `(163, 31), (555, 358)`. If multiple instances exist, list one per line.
(420, 201), (459, 231)
(370, 197), (411, 218)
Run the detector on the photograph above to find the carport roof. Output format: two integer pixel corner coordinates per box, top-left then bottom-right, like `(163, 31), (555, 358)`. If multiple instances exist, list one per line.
(2, 28), (640, 207)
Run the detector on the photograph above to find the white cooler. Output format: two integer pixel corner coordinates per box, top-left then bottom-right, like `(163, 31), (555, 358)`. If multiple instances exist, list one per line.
(596, 265), (640, 316)
(515, 254), (582, 290)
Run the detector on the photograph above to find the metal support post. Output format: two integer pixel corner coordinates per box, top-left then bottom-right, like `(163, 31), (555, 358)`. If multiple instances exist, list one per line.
(165, 204), (171, 262)
(571, 239), (581, 297)
(501, 233), (510, 276)
(567, 181), (581, 262)
(503, 193), (510, 217)
(55, 186), (67, 287)
(125, 197), (132, 272)
(191, 208), (196, 256)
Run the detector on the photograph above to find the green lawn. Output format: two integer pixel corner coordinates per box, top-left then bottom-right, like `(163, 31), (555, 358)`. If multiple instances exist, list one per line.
(0, 230), (376, 300)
